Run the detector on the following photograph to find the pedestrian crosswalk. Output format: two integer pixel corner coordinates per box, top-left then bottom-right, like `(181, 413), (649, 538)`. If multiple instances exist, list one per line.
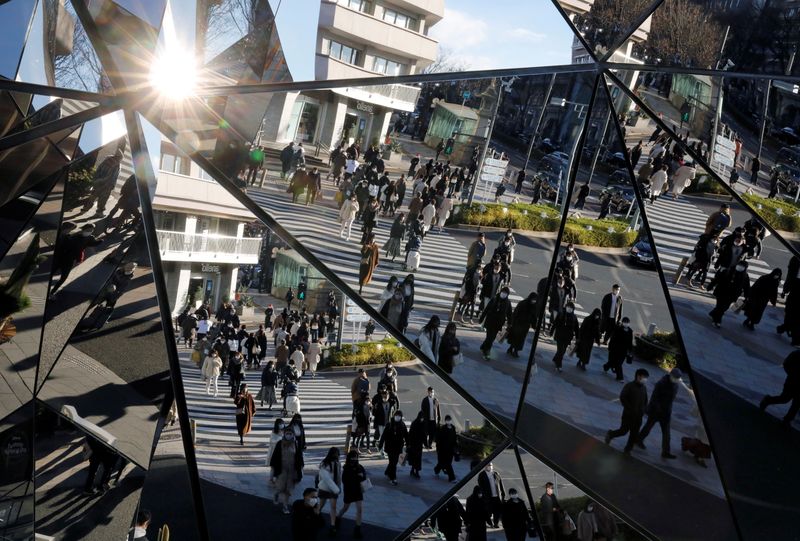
(644, 196), (776, 282)
(247, 187), (525, 332)
(179, 350), (354, 472)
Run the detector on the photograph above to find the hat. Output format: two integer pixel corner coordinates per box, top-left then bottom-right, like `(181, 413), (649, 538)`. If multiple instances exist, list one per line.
(670, 368), (682, 379)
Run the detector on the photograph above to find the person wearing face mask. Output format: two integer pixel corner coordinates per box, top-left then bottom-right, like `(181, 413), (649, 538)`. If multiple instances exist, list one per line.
(637, 368), (682, 459)
(552, 301), (580, 373)
(605, 368), (650, 455)
(707, 231), (746, 291)
(358, 232), (380, 295)
(603, 317), (634, 381)
(234, 383), (255, 445)
(270, 428), (304, 514)
(439, 323), (462, 374)
(417, 315), (442, 364)
(379, 409), (408, 485)
(685, 233), (719, 288)
(575, 308), (603, 371)
(539, 482), (561, 540)
(501, 488), (532, 541)
(742, 268), (782, 330)
(420, 387), (441, 448)
(267, 418), (285, 469)
(465, 486), (491, 541)
(291, 487), (324, 540)
(379, 361), (398, 393)
(434, 415), (458, 482)
(380, 288), (407, 331)
(401, 274), (416, 328)
(337, 450), (367, 539)
(404, 231), (423, 272)
(407, 411), (427, 477)
(477, 462), (505, 528)
(479, 286), (514, 360)
(600, 284), (624, 345)
(339, 195), (360, 241)
(506, 292), (538, 358)
(480, 261), (505, 312)
(373, 386), (399, 456)
(548, 273), (569, 336)
(704, 203), (732, 235)
(576, 501), (600, 541)
(317, 446), (342, 535)
(709, 260), (750, 328)
(467, 232), (487, 269)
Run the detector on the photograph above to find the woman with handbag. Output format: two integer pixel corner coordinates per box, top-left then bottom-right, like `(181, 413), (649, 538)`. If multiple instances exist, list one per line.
(318, 447), (342, 536)
(337, 450), (368, 539)
(438, 323), (461, 374)
(358, 232), (380, 295)
(234, 383), (255, 445)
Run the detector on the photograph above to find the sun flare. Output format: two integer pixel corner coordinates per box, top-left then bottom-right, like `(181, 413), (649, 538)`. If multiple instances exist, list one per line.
(149, 48), (198, 100)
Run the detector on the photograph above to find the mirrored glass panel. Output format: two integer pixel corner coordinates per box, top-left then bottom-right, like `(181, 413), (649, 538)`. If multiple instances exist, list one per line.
(33, 400), (146, 540)
(0, 403), (35, 541)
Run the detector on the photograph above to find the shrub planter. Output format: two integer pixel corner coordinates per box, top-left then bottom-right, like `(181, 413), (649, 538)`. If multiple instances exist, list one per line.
(634, 332), (682, 371)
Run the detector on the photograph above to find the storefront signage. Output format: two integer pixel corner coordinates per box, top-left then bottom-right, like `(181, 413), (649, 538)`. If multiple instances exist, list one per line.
(202, 264), (221, 274)
(356, 101), (375, 114)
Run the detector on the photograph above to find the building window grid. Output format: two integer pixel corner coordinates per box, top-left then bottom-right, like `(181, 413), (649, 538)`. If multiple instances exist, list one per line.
(382, 7), (417, 30)
(372, 55), (403, 75)
(328, 39), (360, 66)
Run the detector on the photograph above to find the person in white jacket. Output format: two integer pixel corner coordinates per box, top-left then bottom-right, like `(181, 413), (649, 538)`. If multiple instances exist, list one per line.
(318, 447), (342, 535)
(435, 198), (453, 232)
(671, 163), (697, 199)
(421, 201), (436, 236)
(306, 338), (322, 378)
(290, 345), (306, 374)
(418, 315), (442, 364)
(202, 351), (223, 396)
(649, 164), (669, 203)
(339, 195), (360, 241)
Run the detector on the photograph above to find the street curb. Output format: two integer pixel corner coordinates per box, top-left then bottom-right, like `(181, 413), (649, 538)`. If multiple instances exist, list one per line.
(319, 359), (420, 372)
(448, 223), (632, 253)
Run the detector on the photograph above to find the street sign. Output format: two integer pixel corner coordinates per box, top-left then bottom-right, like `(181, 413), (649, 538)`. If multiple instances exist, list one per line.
(714, 154), (735, 168)
(462, 90), (471, 99)
(346, 298), (359, 307)
(716, 136), (736, 151)
(345, 305), (365, 315)
(480, 173), (503, 183)
(345, 313), (370, 323)
(714, 144), (736, 161)
(549, 97), (566, 107)
(485, 157), (509, 168)
(482, 165), (506, 176)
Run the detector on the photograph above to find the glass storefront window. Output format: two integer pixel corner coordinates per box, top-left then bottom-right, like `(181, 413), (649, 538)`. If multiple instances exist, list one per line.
(287, 100), (320, 144)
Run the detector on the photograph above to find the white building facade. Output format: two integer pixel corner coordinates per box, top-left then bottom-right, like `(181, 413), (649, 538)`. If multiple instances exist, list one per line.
(262, 0), (444, 150)
(153, 140), (260, 314)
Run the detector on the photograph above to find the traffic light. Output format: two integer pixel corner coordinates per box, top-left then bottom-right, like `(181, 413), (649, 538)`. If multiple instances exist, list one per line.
(297, 282), (307, 301)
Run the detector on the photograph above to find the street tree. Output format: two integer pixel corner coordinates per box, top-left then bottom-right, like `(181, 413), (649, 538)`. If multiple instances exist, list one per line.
(571, 0), (654, 53)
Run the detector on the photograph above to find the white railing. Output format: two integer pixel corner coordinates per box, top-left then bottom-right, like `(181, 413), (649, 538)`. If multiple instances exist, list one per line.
(156, 230), (261, 264)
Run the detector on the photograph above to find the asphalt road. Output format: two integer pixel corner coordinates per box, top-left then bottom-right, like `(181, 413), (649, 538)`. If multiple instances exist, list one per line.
(447, 229), (675, 333)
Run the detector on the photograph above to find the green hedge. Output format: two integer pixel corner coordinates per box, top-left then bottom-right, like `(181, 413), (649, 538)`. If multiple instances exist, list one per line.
(633, 331), (682, 371)
(684, 174), (729, 195)
(450, 202), (561, 231)
(325, 339), (414, 367)
(562, 217), (638, 248)
(742, 194), (800, 232)
(457, 422), (506, 460)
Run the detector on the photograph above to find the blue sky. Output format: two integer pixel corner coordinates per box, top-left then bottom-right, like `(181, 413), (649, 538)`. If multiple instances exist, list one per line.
(269, 0), (576, 81)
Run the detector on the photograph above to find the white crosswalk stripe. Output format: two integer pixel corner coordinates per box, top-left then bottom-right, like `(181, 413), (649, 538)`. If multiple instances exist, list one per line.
(645, 197), (775, 282)
(179, 351), (354, 469)
(246, 188), (526, 331)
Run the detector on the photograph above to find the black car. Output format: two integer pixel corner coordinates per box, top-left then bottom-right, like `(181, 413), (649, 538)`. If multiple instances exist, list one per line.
(600, 186), (635, 214)
(629, 237), (656, 268)
(608, 169), (632, 186)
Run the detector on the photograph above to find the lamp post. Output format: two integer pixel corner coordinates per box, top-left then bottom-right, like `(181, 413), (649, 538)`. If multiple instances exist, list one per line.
(523, 73), (558, 173)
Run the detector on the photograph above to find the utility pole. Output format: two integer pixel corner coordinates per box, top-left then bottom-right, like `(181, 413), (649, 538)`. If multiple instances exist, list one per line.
(758, 46), (796, 159)
(335, 289), (345, 350)
(523, 73), (558, 173)
(468, 77), (516, 205)
(588, 110), (612, 187)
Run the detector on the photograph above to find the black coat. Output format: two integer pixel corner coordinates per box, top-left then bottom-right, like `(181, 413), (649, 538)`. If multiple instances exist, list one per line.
(607, 324), (633, 362)
(576, 313), (601, 362)
(420, 396), (441, 424)
(431, 498), (466, 535)
(438, 334), (461, 373)
(379, 420), (408, 454)
(270, 440), (303, 480)
(549, 285), (568, 314)
(619, 381), (648, 421)
(465, 495), (490, 541)
(291, 500), (324, 541)
(477, 470), (505, 500)
(501, 499), (531, 535)
(507, 297), (537, 349)
(713, 268), (750, 302)
(743, 273), (780, 324)
(553, 312), (579, 345)
(539, 493), (560, 527)
(646, 374), (678, 420)
(480, 296), (513, 331)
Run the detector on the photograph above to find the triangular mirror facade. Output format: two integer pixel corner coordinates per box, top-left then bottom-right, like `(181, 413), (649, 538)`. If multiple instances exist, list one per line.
(4, 0), (800, 538)
(607, 74), (800, 540)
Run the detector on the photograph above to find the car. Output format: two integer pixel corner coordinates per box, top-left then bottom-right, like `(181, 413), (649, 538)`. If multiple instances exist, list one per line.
(608, 169), (632, 186)
(549, 151), (571, 164)
(776, 146), (800, 168)
(773, 127), (800, 146)
(629, 237), (656, 268)
(537, 154), (568, 179)
(600, 186), (635, 214)
(770, 163), (800, 196)
(539, 138), (558, 154)
(537, 174), (562, 201)
(604, 151), (628, 168)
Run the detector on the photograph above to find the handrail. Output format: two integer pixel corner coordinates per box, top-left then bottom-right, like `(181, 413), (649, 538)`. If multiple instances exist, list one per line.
(156, 230), (262, 257)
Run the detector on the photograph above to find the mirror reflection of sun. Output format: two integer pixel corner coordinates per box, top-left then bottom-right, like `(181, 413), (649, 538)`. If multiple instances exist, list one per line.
(149, 46), (197, 100)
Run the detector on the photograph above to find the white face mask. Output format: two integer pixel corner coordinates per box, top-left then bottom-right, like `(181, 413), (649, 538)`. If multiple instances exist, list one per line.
(566, 308), (574, 314)
(587, 505), (594, 512)
(735, 265), (745, 272)
(308, 497), (319, 506)
(510, 495), (519, 501)
(445, 421), (452, 427)
(394, 415), (402, 422)
(404, 285), (412, 294)
(622, 323), (629, 329)
(500, 292), (508, 299)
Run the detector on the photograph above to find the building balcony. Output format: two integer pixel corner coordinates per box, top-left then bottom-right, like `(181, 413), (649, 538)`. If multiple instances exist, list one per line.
(153, 170), (255, 221)
(388, 0), (444, 23)
(319, 1), (438, 65)
(331, 82), (421, 112)
(156, 230), (261, 265)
